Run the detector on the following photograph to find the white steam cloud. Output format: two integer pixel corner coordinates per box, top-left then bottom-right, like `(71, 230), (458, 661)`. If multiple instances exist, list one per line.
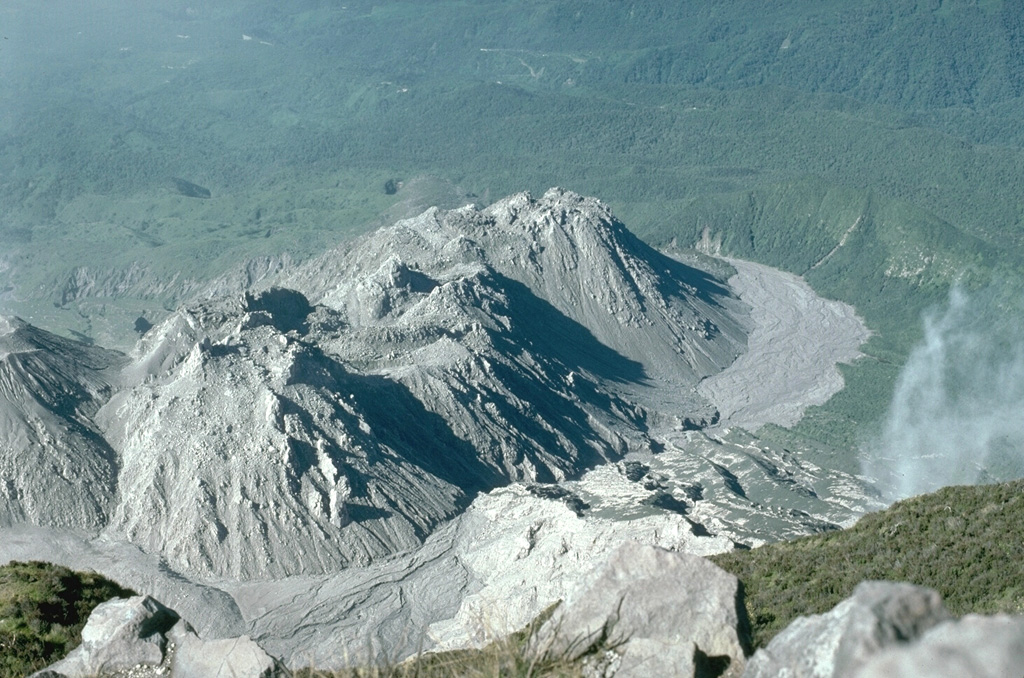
(864, 287), (1024, 501)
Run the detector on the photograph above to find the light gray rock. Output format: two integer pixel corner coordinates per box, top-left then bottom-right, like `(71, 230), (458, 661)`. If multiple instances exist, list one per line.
(535, 543), (751, 678)
(2, 189), (879, 668)
(426, 485), (736, 653)
(224, 485), (733, 668)
(36, 595), (284, 678)
(43, 596), (179, 676)
(851, 613), (1024, 678)
(742, 581), (951, 678)
(172, 629), (284, 678)
(0, 315), (125, 530)
(290, 188), (749, 391)
(95, 189), (749, 579)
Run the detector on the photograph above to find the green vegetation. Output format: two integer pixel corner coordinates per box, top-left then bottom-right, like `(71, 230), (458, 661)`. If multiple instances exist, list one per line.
(0, 561), (135, 678)
(711, 478), (1024, 648)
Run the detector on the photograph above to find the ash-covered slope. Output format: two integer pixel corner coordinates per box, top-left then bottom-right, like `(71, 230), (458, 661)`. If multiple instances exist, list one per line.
(0, 316), (124, 529)
(92, 189), (746, 579)
(292, 188), (747, 391)
(99, 296), (472, 578)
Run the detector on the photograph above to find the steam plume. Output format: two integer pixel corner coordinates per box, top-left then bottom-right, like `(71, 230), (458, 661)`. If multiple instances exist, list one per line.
(864, 287), (1024, 500)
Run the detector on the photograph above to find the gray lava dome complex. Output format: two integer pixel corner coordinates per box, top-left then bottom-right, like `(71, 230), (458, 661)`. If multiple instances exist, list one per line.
(0, 189), (750, 579)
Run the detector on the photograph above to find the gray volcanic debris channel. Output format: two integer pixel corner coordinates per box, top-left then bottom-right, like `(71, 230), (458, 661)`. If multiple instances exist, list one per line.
(698, 258), (870, 431)
(0, 189), (874, 666)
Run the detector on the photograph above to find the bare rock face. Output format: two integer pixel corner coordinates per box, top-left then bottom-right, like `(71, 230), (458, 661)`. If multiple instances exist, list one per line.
(292, 188), (747, 392)
(35, 595), (284, 678)
(535, 544), (751, 678)
(98, 298), (463, 578)
(851, 614), (1024, 678)
(742, 581), (952, 678)
(1, 188), (881, 668)
(0, 315), (124, 529)
(173, 631), (284, 678)
(39, 595), (180, 677)
(744, 583), (1024, 678)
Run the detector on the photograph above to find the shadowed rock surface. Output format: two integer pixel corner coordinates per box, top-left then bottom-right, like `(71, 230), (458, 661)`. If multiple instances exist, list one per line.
(0, 316), (125, 529)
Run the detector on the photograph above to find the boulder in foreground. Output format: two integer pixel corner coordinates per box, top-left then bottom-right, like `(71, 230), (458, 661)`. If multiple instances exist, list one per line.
(536, 543), (752, 678)
(33, 595), (284, 678)
(742, 580), (951, 678)
(851, 613), (1024, 678)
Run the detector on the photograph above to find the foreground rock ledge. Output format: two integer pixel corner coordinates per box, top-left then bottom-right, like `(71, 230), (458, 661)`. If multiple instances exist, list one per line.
(34, 595), (285, 678)
(536, 544), (752, 678)
(29, 559), (1024, 678)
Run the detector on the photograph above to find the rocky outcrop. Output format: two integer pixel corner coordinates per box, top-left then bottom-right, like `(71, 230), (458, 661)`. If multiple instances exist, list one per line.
(35, 595), (283, 678)
(39, 596), (180, 677)
(742, 581), (1024, 678)
(172, 632), (283, 678)
(742, 581), (951, 678)
(851, 614), (1024, 678)
(289, 188), (749, 391)
(535, 544), (751, 678)
(0, 188), (878, 665)
(92, 189), (748, 579)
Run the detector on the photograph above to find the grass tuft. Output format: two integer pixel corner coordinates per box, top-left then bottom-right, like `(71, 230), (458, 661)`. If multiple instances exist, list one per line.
(294, 603), (625, 678)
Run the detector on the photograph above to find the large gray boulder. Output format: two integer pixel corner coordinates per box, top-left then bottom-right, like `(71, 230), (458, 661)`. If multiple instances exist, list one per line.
(41, 595), (180, 676)
(742, 581), (951, 678)
(851, 613), (1024, 678)
(172, 630), (284, 678)
(34, 595), (284, 678)
(536, 543), (751, 678)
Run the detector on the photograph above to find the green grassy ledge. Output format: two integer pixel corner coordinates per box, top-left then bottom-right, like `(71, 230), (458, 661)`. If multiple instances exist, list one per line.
(710, 478), (1024, 648)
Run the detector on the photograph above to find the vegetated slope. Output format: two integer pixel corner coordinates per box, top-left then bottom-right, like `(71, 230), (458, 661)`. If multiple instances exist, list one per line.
(0, 317), (125, 529)
(94, 189), (746, 579)
(4, 0), (1022, 343)
(0, 560), (135, 678)
(657, 177), (1014, 458)
(712, 477), (1024, 649)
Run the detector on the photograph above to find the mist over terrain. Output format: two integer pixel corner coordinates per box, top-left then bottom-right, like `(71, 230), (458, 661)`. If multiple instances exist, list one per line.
(866, 287), (1024, 499)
